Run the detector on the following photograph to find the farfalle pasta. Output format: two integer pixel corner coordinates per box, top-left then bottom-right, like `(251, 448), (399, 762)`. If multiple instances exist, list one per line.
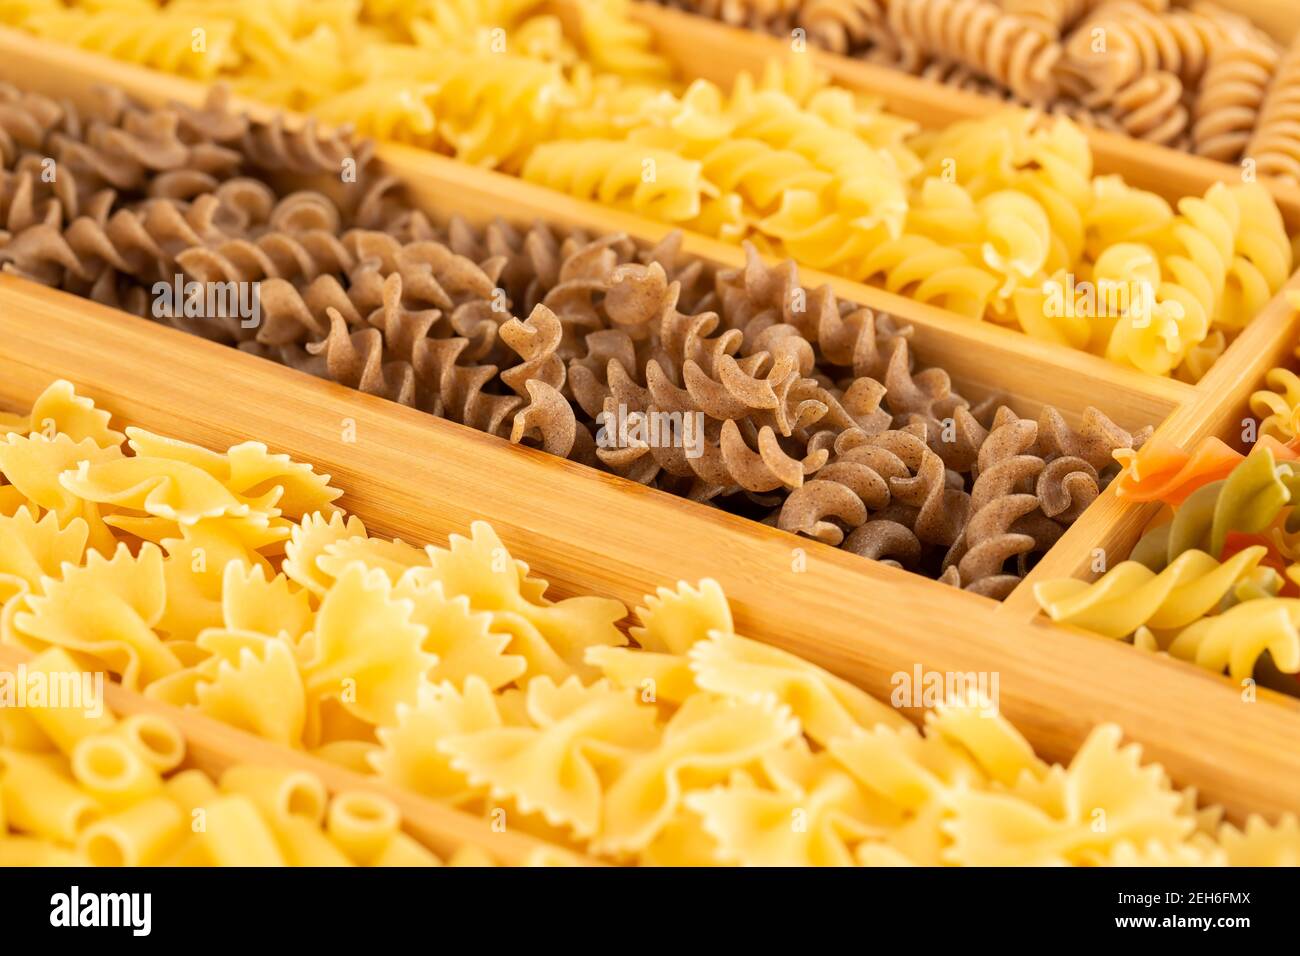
(0, 2), (1290, 382)
(1, 380), (1292, 866)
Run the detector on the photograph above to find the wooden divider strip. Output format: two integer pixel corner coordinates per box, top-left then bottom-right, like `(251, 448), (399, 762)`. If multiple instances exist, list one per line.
(2, 277), (1298, 822)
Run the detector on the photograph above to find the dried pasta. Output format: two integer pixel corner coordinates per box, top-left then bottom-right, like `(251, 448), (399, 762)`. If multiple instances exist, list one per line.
(1, 380), (1289, 866)
(1037, 434), (1300, 685)
(1249, 36), (1300, 185)
(0, 648), (506, 866)
(665, 0), (1290, 165)
(0, 80), (1154, 594)
(1, 3), (1290, 382)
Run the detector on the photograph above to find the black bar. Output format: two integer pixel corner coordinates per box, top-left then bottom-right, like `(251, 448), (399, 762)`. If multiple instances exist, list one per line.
(0, 867), (1291, 941)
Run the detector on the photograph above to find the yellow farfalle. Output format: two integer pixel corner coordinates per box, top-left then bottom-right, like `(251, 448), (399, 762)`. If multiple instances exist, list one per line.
(442, 677), (659, 839)
(282, 511), (368, 597)
(299, 562), (437, 729)
(60, 455), (275, 525)
(150, 629), (307, 748)
(1218, 815), (1300, 866)
(0, 508), (88, 603)
(688, 629), (908, 744)
(427, 521), (627, 681)
(221, 562), (314, 644)
(393, 573), (526, 692)
(829, 722), (984, 815)
(370, 676), (506, 806)
(943, 725), (1192, 866)
(155, 519), (284, 643)
(316, 534), (426, 584)
(124, 428), (342, 520)
(686, 754), (878, 866)
(5, 543), (175, 689)
(630, 578), (732, 655)
(0, 379), (124, 448)
(0, 432), (120, 554)
(598, 694), (799, 855)
(924, 694), (1044, 788)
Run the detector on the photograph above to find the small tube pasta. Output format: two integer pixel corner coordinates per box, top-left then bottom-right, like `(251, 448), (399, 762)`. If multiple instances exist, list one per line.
(0, 836), (85, 866)
(371, 831), (442, 867)
(326, 791), (402, 865)
(110, 714), (186, 773)
(70, 734), (163, 809)
(164, 768), (220, 817)
(19, 648), (114, 754)
(197, 796), (287, 867)
(267, 816), (354, 867)
(0, 705), (54, 753)
(219, 766), (328, 824)
(0, 750), (101, 842)
(77, 796), (185, 866)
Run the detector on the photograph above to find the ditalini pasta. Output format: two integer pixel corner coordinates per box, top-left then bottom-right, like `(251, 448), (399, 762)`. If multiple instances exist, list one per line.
(0, 1), (1290, 381)
(662, 0), (1290, 163)
(0, 648), (512, 866)
(0, 380), (1297, 866)
(0, 81), (1153, 596)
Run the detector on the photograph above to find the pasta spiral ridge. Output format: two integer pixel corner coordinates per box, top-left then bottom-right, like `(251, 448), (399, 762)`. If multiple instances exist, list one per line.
(1035, 545), (1269, 640)
(886, 0), (1062, 102)
(1193, 39), (1279, 163)
(1247, 37), (1300, 185)
(1062, 2), (1227, 95)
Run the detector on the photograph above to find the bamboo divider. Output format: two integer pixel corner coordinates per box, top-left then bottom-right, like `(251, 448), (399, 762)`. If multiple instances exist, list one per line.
(611, 1), (1300, 233)
(0, 643), (594, 866)
(2, 277), (1299, 824)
